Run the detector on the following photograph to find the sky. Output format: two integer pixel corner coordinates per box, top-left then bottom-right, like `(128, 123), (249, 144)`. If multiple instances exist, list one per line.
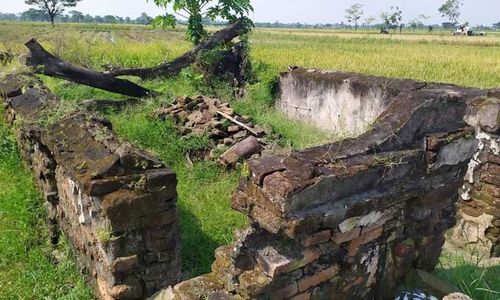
(1, 0), (499, 26)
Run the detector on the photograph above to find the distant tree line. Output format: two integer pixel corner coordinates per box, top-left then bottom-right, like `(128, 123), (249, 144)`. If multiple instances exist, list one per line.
(251, 21), (500, 31)
(0, 10), (155, 25)
(0, 9), (499, 32)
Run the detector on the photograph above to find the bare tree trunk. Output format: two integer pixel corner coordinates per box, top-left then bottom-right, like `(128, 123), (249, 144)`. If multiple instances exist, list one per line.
(25, 39), (156, 98)
(107, 19), (249, 79)
(49, 14), (55, 27)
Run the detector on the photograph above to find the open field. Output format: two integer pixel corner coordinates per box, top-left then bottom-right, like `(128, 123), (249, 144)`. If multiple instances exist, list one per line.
(1, 22), (499, 299)
(255, 28), (500, 45)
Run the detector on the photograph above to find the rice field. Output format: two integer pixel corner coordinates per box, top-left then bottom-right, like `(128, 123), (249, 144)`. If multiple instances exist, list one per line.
(0, 21), (499, 299)
(2, 22), (500, 89)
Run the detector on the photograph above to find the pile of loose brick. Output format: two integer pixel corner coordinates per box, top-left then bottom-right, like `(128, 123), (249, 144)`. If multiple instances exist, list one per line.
(154, 96), (274, 167)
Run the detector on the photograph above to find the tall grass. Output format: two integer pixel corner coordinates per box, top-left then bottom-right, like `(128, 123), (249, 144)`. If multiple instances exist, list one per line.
(0, 107), (92, 299)
(436, 249), (500, 299)
(106, 99), (248, 277)
(250, 33), (500, 89)
(0, 22), (499, 298)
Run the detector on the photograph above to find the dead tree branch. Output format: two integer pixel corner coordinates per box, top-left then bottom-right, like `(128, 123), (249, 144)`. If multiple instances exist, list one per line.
(25, 39), (157, 98)
(107, 20), (248, 79)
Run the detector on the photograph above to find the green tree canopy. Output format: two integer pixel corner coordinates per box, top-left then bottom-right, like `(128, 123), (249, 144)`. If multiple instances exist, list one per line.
(149, 0), (253, 45)
(381, 6), (403, 33)
(345, 3), (364, 32)
(439, 0), (463, 25)
(68, 10), (83, 23)
(408, 15), (429, 31)
(24, 0), (82, 26)
(20, 8), (49, 22)
(364, 16), (376, 28)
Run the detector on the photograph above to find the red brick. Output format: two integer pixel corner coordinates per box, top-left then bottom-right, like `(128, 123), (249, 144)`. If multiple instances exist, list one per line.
(332, 228), (361, 244)
(269, 282), (298, 298)
(256, 247), (320, 278)
(481, 173), (500, 186)
(342, 276), (364, 292)
(394, 243), (415, 257)
(488, 163), (500, 174)
(290, 291), (311, 300)
(348, 226), (383, 256)
(488, 154), (500, 165)
(301, 230), (331, 247)
(297, 265), (339, 292)
(482, 183), (500, 198)
(300, 248), (322, 267)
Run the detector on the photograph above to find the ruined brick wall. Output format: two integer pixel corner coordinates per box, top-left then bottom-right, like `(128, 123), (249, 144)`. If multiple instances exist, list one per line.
(449, 90), (500, 257)
(155, 69), (498, 300)
(0, 76), (181, 299)
(3, 70), (499, 300)
(278, 68), (500, 259)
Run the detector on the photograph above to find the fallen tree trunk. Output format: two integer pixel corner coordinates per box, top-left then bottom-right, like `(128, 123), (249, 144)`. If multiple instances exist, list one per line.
(107, 19), (248, 79)
(25, 39), (156, 98)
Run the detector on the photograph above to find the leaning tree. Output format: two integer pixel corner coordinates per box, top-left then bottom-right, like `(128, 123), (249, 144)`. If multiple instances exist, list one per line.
(439, 0), (463, 25)
(149, 0), (253, 45)
(24, 0), (82, 26)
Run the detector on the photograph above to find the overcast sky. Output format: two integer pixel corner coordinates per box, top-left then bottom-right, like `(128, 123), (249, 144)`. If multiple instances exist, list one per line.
(2, 0), (498, 26)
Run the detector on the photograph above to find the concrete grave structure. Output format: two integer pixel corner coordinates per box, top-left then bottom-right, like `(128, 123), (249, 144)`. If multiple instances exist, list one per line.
(1, 68), (499, 300)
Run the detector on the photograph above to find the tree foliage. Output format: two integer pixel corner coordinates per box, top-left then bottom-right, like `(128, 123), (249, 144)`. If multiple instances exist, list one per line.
(20, 9), (49, 22)
(24, 0), (82, 26)
(409, 15), (429, 31)
(345, 3), (364, 32)
(364, 16), (376, 28)
(381, 6), (403, 33)
(148, 0), (253, 45)
(439, 0), (463, 25)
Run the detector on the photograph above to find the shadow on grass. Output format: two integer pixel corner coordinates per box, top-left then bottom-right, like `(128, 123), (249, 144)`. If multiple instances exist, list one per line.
(178, 204), (221, 278)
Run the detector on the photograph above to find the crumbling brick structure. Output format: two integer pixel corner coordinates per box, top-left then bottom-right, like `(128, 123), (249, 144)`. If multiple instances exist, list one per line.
(0, 75), (181, 299)
(2, 68), (499, 300)
(449, 90), (500, 257)
(153, 68), (499, 299)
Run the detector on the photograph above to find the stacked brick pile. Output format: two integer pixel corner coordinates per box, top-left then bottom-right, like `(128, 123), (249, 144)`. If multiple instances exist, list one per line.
(154, 96), (271, 167)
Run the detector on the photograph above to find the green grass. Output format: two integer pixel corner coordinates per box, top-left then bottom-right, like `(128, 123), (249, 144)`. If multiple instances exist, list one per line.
(1, 22), (499, 298)
(436, 250), (500, 299)
(0, 108), (92, 299)
(105, 99), (248, 277)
